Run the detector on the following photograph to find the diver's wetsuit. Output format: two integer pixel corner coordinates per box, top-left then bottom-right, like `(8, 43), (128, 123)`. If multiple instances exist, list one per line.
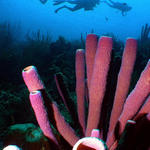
(53, 0), (100, 13)
(102, 0), (132, 16)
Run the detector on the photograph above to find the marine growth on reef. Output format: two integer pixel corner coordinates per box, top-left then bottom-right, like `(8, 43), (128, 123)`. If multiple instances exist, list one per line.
(20, 33), (150, 150)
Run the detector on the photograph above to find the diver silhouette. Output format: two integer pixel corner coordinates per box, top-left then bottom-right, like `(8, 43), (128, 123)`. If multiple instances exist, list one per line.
(53, 0), (100, 13)
(102, 0), (132, 16)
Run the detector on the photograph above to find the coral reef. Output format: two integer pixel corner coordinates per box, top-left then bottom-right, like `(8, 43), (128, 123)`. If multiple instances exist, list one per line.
(0, 22), (150, 150)
(22, 34), (150, 149)
(3, 123), (51, 150)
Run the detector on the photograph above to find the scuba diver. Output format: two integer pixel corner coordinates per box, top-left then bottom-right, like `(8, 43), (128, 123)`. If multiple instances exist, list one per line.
(102, 0), (132, 16)
(39, 0), (131, 15)
(52, 0), (100, 13)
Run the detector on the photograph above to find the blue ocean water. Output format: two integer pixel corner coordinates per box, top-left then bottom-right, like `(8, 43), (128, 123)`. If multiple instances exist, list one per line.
(0, 0), (149, 41)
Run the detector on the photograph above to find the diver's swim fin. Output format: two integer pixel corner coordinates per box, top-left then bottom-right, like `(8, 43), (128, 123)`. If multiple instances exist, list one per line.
(40, 0), (48, 4)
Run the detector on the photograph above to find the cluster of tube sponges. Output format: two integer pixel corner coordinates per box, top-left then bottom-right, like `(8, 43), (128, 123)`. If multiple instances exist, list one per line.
(13, 34), (150, 150)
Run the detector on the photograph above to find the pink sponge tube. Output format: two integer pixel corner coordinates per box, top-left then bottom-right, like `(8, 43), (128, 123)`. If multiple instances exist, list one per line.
(52, 102), (79, 146)
(29, 91), (58, 145)
(86, 36), (113, 137)
(73, 137), (107, 150)
(107, 38), (137, 137)
(85, 34), (98, 89)
(90, 129), (100, 138)
(107, 60), (150, 148)
(3, 145), (21, 150)
(118, 59), (150, 134)
(134, 95), (150, 120)
(76, 49), (86, 134)
(22, 66), (44, 92)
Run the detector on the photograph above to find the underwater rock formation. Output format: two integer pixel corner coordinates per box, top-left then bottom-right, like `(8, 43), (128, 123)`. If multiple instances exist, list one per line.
(3, 123), (51, 150)
(22, 34), (150, 150)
